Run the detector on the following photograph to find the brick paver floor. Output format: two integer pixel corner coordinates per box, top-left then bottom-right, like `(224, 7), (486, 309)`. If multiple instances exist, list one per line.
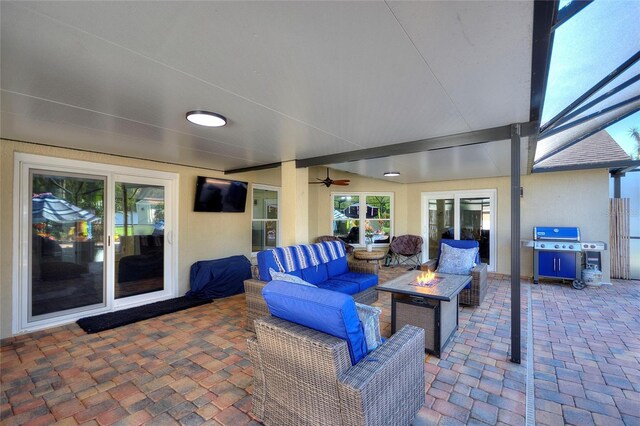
(1, 268), (638, 425)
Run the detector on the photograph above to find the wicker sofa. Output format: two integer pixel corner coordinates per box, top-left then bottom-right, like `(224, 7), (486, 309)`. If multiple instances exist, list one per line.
(421, 239), (488, 307)
(245, 242), (378, 331)
(248, 281), (425, 425)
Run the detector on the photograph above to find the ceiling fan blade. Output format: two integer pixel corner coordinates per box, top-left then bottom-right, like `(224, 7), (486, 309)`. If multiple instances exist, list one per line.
(308, 181), (326, 184)
(332, 179), (350, 184)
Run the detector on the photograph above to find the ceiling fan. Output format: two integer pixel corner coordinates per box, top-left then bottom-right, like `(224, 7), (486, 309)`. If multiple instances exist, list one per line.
(310, 168), (350, 187)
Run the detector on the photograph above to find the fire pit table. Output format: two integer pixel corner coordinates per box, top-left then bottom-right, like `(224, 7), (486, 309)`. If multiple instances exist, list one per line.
(376, 270), (470, 357)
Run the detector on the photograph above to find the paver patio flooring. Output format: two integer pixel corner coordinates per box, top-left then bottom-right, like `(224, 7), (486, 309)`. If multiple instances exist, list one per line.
(1, 268), (638, 425)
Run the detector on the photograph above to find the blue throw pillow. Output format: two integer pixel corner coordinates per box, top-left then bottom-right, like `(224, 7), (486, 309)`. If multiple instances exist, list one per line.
(437, 243), (478, 275)
(269, 268), (316, 287)
(262, 280), (368, 365)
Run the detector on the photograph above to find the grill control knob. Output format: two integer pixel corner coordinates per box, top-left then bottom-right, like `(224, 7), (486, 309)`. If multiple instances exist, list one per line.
(583, 244), (588, 248)
(554, 244), (559, 249)
(562, 245), (566, 249)
(540, 244), (545, 248)
(590, 244), (595, 248)
(569, 245), (574, 249)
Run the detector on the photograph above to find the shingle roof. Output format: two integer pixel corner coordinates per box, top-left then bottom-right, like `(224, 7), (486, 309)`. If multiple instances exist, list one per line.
(535, 130), (631, 169)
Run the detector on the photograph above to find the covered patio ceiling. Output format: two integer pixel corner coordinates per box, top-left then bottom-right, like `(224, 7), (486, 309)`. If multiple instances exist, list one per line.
(2, 1), (536, 183)
(2, 1), (637, 179)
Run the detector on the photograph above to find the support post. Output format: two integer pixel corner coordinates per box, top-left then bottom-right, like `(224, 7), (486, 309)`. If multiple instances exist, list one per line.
(612, 172), (622, 198)
(280, 161), (309, 246)
(510, 124), (522, 364)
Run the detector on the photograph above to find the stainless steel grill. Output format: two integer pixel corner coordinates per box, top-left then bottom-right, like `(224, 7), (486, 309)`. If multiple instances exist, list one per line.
(523, 227), (607, 289)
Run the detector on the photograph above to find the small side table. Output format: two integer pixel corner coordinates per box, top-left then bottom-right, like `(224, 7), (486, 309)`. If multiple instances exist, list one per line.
(353, 249), (386, 269)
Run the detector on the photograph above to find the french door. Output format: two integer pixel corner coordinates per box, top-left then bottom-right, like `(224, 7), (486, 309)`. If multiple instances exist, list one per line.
(14, 154), (178, 334)
(421, 190), (496, 270)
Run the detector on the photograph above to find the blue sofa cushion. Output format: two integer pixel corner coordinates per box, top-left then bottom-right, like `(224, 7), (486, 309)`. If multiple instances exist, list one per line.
(301, 264), (329, 285)
(333, 272), (378, 292)
(326, 256), (349, 277)
(262, 280), (368, 364)
(317, 279), (360, 295)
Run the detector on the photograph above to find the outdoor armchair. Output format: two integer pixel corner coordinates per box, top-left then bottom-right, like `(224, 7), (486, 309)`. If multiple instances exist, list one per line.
(248, 315), (425, 426)
(421, 239), (488, 307)
(388, 234), (423, 267)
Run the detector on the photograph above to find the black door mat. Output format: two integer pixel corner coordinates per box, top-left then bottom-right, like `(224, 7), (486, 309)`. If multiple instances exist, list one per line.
(76, 296), (212, 333)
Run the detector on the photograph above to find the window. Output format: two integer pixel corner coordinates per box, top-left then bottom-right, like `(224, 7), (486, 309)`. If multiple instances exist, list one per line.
(332, 193), (393, 246)
(252, 185), (279, 252)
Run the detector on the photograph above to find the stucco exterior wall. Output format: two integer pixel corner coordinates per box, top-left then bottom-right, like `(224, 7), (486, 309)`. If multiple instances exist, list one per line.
(406, 169), (611, 279)
(0, 140), (611, 338)
(0, 140), (280, 338)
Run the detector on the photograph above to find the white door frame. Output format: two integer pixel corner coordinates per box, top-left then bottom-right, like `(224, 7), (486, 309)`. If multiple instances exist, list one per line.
(420, 189), (497, 271)
(13, 153), (179, 334)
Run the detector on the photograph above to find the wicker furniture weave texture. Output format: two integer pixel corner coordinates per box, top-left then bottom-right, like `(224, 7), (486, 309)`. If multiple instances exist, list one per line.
(421, 259), (488, 307)
(249, 316), (425, 425)
(244, 261), (378, 332)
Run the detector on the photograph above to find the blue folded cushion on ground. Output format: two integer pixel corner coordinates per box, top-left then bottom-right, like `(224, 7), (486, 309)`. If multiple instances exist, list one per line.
(326, 256), (349, 277)
(301, 264), (328, 285)
(317, 279), (360, 295)
(332, 272), (378, 292)
(262, 280), (367, 365)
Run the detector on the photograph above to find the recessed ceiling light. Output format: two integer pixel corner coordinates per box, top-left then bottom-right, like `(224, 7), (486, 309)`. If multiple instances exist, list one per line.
(186, 110), (227, 127)
(384, 172), (400, 177)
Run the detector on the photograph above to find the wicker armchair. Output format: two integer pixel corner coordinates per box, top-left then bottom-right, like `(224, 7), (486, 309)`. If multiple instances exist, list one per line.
(248, 316), (425, 425)
(244, 260), (377, 332)
(421, 239), (488, 307)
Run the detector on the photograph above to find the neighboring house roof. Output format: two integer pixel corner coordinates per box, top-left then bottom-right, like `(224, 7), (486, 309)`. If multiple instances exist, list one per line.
(534, 130), (632, 169)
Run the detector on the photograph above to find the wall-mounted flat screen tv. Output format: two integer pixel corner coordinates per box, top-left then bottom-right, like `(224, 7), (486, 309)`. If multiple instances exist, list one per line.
(193, 176), (248, 212)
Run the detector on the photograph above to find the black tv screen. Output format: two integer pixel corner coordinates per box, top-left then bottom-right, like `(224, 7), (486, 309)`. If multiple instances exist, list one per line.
(194, 176), (248, 212)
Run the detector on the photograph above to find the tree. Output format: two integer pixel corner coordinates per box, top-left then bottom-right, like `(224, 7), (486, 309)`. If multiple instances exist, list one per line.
(628, 127), (640, 160)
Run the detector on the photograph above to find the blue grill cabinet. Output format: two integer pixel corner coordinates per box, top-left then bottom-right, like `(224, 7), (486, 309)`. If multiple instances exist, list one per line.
(535, 251), (580, 282)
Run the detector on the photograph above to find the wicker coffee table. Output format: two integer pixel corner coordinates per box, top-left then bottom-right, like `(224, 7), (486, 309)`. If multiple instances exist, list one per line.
(376, 270), (470, 357)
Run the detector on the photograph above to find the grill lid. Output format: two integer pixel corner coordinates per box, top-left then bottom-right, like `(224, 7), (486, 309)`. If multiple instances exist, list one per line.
(534, 227), (580, 241)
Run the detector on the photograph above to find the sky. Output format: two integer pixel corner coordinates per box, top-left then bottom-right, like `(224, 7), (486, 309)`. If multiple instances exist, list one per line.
(606, 111), (640, 158)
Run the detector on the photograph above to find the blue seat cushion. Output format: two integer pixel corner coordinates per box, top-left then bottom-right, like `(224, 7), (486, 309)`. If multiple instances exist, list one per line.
(333, 272), (378, 292)
(317, 279), (360, 295)
(262, 280), (368, 365)
(326, 256), (349, 277)
(301, 264), (328, 285)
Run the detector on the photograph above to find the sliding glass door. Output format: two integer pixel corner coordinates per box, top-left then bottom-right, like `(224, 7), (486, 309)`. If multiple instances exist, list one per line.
(15, 154), (178, 334)
(114, 178), (168, 302)
(422, 190), (496, 270)
(30, 171), (106, 319)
